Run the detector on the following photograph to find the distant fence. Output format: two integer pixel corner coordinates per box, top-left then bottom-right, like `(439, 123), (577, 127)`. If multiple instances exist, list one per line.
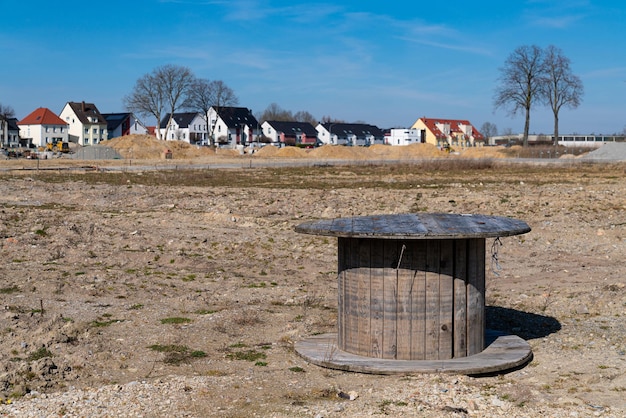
(71, 146), (123, 160)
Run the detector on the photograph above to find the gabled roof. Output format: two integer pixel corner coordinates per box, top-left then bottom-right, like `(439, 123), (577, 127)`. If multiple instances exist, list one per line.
(66, 101), (107, 125)
(418, 117), (484, 140)
(321, 122), (385, 139)
(103, 113), (133, 132)
(159, 112), (203, 129)
(18, 107), (67, 126)
(214, 107), (259, 129)
(7, 117), (19, 131)
(265, 120), (317, 137)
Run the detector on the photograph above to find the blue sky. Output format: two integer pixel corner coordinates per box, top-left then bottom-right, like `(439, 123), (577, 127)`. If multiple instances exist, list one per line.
(1, 0), (625, 135)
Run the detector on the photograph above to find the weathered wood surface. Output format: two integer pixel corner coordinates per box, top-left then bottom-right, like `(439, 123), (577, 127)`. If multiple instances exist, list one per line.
(295, 213), (531, 239)
(295, 331), (533, 375)
(336, 237), (487, 361)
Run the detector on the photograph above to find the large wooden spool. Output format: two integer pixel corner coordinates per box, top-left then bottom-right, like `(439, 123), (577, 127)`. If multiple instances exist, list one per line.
(294, 213), (533, 374)
(338, 237), (485, 360)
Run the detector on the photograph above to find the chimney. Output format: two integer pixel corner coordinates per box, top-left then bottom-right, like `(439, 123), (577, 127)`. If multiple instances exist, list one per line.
(82, 101), (85, 112)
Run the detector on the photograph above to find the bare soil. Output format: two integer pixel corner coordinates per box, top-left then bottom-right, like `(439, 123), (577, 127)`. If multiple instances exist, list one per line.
(0, 141), (625, 416)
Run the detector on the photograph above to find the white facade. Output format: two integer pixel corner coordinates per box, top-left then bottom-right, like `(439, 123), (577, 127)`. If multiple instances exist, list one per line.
(261, 121), (284, 146)
(386, 128), (423, 146)
(19, 124), (69, 148)
(59, 103), (108, 146)
(159, 113), (207, 144)
(315, 124), (343, 145)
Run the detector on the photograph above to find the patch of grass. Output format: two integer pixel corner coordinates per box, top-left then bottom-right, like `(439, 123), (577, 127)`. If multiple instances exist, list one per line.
(129, 304), (144, 310)
(34, 227), (48, 237)
(289, 366), (305, 373)
(247, 282), (267, 288)
(160, 317), (192, 324)
(148, 344), (207, 365)
(228, 343), (246, 349)
(182, 274), (196, 282)
(148, 344), (188, 353)
(27, 347), (53, 361)
(90, 319), (123, 328)
(194, 309), (216, 315)
(255, 361), (267, 366)
(226, 350), (266, 362)
(0, 286), (19, 294)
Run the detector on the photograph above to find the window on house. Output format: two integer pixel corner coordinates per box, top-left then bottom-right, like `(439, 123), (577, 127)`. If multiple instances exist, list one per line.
(53, 127), (57, 133)
(84, 138), (89, 145)
(45, 127), (49, 132)
(93, 128), (97, 134)
(84, 128), (89, 134)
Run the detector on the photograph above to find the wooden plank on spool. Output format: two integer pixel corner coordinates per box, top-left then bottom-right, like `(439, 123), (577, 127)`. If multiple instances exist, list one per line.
(341, 237), (360, 354)
(410, 240), (427, 360)
(453, 239), (468, 358)
(381, 240), (398, 359)
(438, 239), (454, 360)
(369, 238), (384, 358)
(337, 237), (346, 350)
(424, 240), (440, 359)
(396, 241), (413, 360)
(356, 238), (372, 356)
(467, 238), (486, 355)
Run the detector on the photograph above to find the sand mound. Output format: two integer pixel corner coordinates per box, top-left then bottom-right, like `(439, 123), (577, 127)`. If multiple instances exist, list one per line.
(101, 135), (216, 160)
(379, 143), (447, 159)
(253, 145), (281, 157)
(275, 147), (308, 158)
(308, 145), (370, 159)
(460, 146), (508, 159)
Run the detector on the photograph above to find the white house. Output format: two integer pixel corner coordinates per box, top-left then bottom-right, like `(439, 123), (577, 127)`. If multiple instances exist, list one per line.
(17, 107), (69, 148)
(1, 116), (20, 148)
(103, 113), (148, 139)
(316, 122), (385, 146)
(261, 120), (318, 147)
(207, 107), (260, 148)
(59, 101), (108, 146)
(385, 128), (424, 146)
(158, 112), (207, 144)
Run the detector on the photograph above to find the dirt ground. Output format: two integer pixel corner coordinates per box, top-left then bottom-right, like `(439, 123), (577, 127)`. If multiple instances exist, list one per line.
(0, 140), (625, 417)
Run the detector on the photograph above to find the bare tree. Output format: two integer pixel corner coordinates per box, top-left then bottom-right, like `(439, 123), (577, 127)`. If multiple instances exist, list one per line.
(211, 80), (238, 109)
(186, 79), (238, 146)
(0, 103), (15, 118)
(258, 103), (293, 123)
(480, 122), (498, 143)
(494, 45), (544, 147)
(124, 64), (195, 140)
(540, 45), (583, 145)
(293, 110), (317, 125)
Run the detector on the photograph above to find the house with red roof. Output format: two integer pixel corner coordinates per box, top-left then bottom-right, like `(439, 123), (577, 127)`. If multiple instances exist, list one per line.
(18, 107), (69, 148)
(411, 117), (484, 148)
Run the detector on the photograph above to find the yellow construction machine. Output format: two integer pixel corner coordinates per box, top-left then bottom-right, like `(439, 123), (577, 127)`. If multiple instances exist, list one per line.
(46, 141), (70, 153)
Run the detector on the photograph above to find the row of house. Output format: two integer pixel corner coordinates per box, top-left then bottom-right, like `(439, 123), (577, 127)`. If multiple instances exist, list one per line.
(1, 100), (487, 150)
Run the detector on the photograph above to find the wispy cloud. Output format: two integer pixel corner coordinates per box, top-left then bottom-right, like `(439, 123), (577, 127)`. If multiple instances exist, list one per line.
(523, 0), (591, 28)
(583, 67), (626, 79)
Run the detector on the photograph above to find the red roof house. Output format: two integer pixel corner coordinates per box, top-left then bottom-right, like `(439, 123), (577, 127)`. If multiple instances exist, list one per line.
(411, 117), (484, 147)
(18, 107), (69, 147)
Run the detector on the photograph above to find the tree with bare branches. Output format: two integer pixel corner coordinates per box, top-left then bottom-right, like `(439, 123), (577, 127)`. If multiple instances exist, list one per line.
(124, 65), (195, 140)
(0, 103), (15, 118)
(186, 79), (238, 146)
(494, 45), (544, 147)
(540, 45), (583, 145)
